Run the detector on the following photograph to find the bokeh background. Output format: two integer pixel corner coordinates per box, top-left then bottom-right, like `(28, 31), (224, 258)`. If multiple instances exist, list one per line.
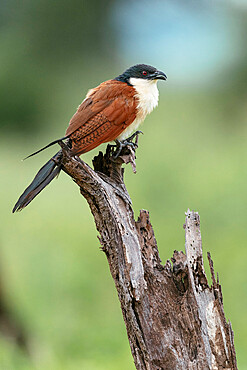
(1, 0), (247, 368)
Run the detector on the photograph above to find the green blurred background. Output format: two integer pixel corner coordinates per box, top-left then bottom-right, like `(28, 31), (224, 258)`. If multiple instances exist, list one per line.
(1, 0), (247, 368)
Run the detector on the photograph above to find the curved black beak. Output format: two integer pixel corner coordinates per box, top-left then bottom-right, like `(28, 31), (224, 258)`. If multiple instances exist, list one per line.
(150, 70), (167, 81)
(155, 70), (167, 80)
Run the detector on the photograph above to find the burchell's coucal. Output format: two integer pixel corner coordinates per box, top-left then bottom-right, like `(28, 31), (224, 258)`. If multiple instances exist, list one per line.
(13, 64), (167, 212)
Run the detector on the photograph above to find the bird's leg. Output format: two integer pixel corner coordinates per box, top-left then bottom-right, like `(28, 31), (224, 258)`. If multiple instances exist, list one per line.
(112, 139), (124, 159)
(125, 130), (143, 144)
(112, 131), (143, 159)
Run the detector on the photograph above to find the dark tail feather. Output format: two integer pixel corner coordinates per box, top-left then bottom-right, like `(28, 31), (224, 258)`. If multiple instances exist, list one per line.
(23, 136), (68, 160)
(12, 151), (63, 213)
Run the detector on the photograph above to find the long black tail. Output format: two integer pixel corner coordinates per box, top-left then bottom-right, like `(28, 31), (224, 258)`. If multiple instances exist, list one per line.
(12, 150), (63, 213)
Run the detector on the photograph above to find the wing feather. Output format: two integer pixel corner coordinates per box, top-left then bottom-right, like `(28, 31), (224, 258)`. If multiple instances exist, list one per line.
(67, 80), (137, 155)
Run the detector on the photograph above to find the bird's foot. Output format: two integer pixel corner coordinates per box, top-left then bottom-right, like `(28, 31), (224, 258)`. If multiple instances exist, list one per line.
(112, 131), (143, 159)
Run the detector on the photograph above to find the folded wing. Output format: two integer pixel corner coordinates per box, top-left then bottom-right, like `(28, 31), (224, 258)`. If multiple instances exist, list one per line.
(66, 80), (137, 155)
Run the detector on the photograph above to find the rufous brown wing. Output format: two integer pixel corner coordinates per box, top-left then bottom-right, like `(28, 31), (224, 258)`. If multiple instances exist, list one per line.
(66, 80), (137, 155)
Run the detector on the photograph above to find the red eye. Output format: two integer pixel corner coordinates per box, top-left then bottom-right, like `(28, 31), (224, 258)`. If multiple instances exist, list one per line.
(142, 71), (147, 76)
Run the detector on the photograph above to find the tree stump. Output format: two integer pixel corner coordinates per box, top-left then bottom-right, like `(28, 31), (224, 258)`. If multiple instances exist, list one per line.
(59, 142), (237, 370)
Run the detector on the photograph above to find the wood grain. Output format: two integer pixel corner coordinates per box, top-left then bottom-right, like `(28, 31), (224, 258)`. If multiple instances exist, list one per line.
(59, 143), (237, 370)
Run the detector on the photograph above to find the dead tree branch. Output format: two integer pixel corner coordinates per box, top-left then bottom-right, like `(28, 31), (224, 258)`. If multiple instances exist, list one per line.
(59, 142), (237, 370)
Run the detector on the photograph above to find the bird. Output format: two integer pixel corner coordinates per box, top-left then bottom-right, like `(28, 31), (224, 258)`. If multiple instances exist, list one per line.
(12, 64), (167, 213)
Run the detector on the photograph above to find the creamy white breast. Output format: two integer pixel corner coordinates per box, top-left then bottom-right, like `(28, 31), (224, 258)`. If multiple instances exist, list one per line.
(117, 78), (159, 141)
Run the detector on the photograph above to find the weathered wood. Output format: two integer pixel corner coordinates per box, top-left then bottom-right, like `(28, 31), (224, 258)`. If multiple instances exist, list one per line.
(60, 142), (237, 370)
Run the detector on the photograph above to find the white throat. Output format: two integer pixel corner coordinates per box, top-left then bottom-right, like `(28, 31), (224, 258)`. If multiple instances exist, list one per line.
(117, 78), (159, 141)
(130, 77), (159, 116)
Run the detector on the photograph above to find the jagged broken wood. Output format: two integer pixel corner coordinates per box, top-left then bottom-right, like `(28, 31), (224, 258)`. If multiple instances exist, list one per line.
(59, 142), (237, 370)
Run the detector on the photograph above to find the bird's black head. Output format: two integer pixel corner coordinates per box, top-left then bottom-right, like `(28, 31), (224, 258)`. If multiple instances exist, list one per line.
(115, 64), (167, 85)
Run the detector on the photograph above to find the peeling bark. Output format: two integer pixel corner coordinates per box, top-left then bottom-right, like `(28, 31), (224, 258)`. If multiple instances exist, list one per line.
(60, 142), (237, 370)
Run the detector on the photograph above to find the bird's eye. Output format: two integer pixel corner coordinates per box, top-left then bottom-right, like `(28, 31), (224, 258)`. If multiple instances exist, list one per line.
(142, 71), (147, 76)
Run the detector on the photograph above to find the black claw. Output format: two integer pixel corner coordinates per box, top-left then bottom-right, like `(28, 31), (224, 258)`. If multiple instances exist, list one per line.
(111, 131), (143, 159)
(127, 130), (143, 142)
